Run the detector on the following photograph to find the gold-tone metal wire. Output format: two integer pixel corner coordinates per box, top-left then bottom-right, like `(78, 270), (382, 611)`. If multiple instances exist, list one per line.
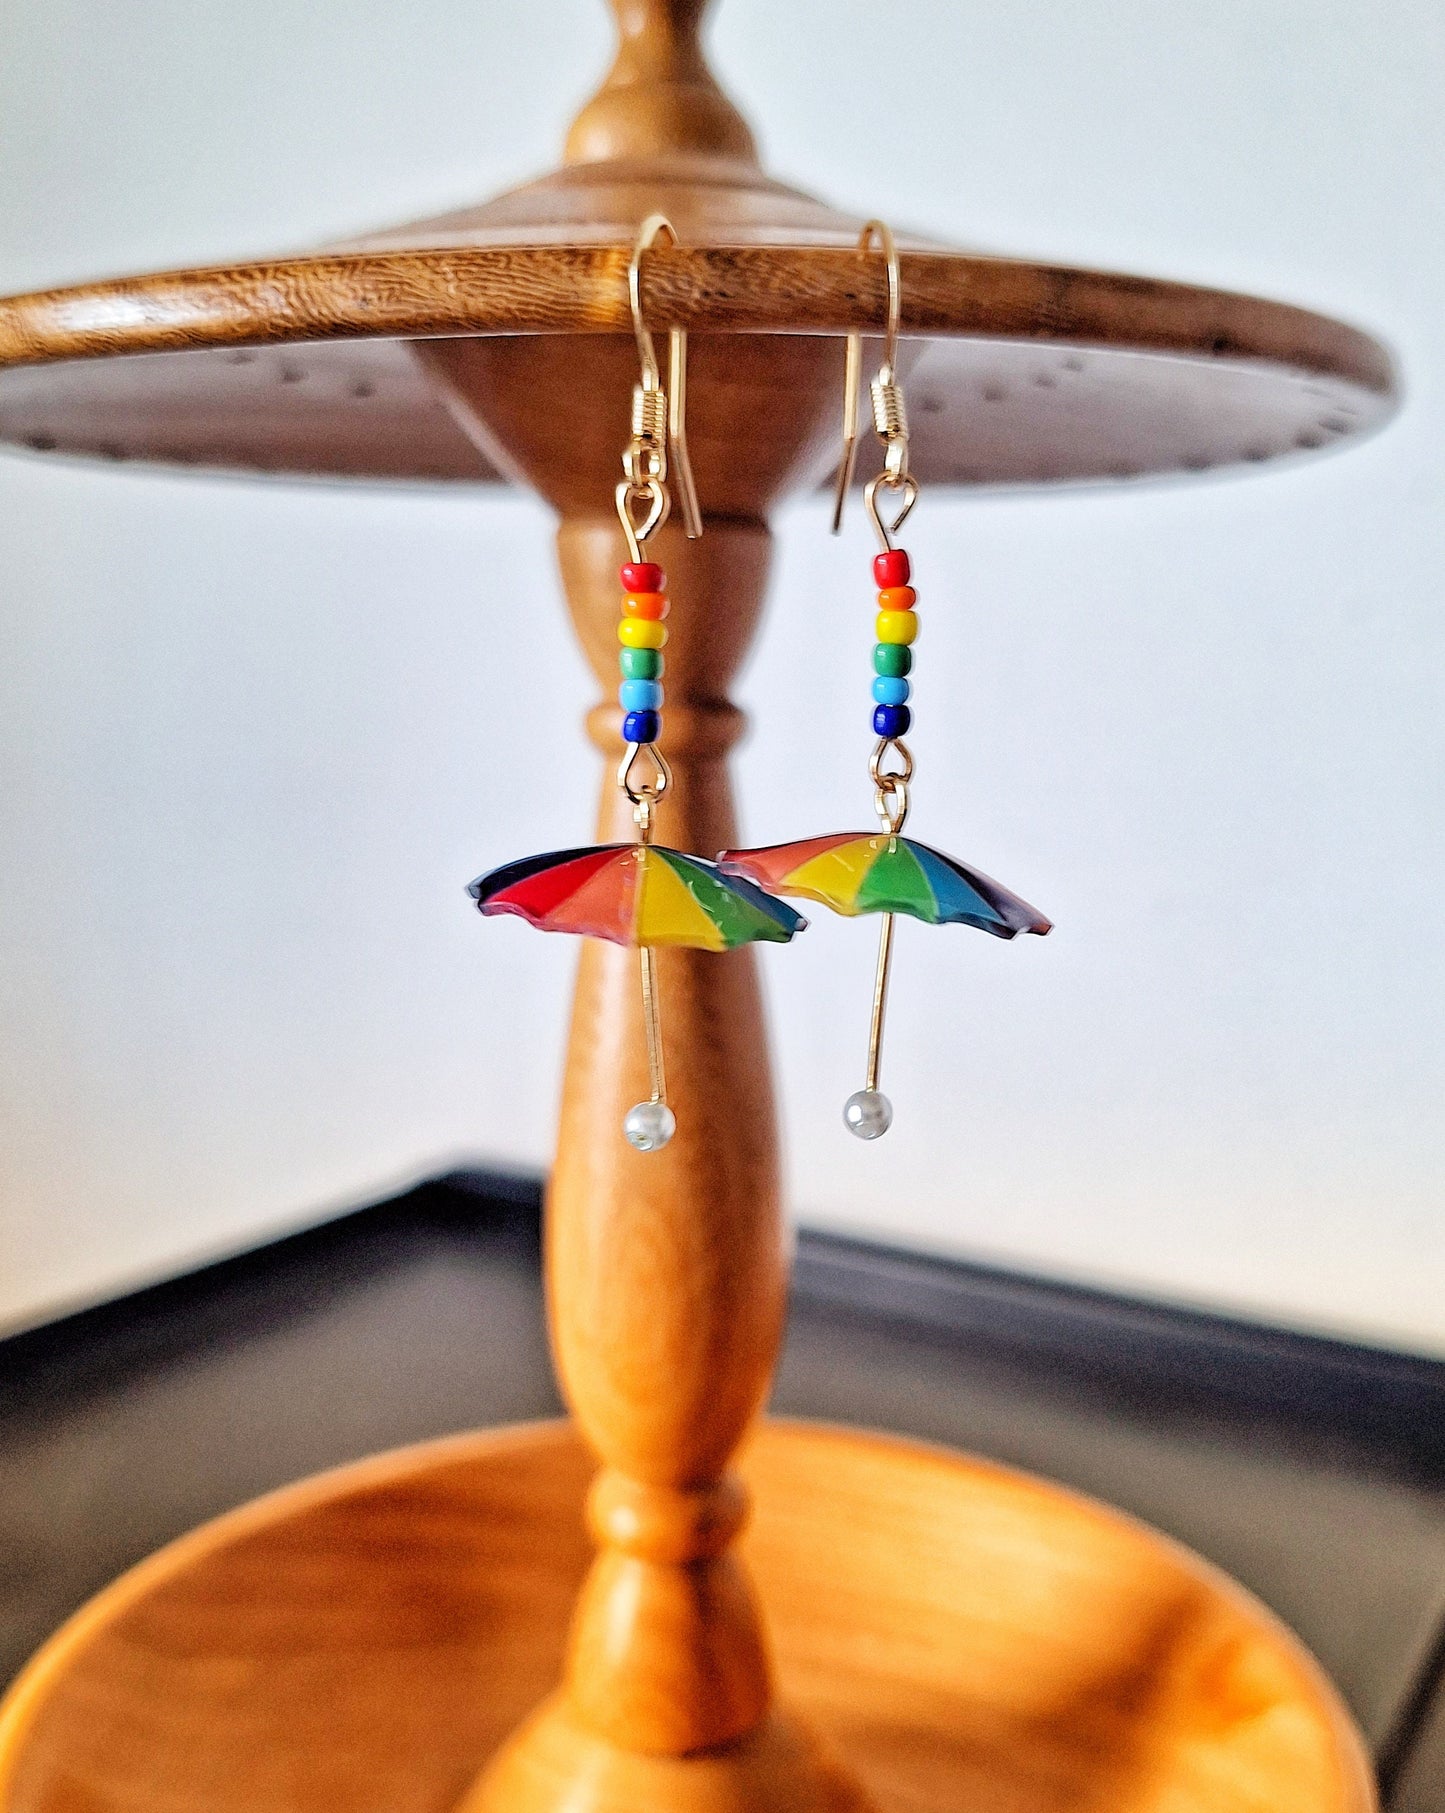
(616, 220), (693, 1124)
(864, 469), (919, 551)
(864, 912), (895, 1094)
(617, 477), (670, 563)
(618, 742), (673, 820)
(615, 216), (687, 837)
(631, 383), (668, 451)
(870, 735), (913, 833)
(667, 319), (701, 541)
(865, 737), (911, 1094)
(639, 944), (667, 1104)
(832, 220), (906, 533)
(621, 214), (702, 540)
(618, 741), (673, 1111)
(832, 223), (920, 1106)
(833, 331), (863, 534)
(870, 374), (908, 443)
(872, 782), (909, 834)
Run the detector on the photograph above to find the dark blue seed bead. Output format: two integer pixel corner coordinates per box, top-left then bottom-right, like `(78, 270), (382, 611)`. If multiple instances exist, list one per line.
(623, 708), (660, 744)
(873, 703), (911, 738)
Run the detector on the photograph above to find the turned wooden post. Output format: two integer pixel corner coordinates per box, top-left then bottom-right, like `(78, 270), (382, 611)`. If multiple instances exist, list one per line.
(417, 2), (871, 1805)
(548, 516), (783, 1753)
(422, 297), (863, 1813)
(436, 469), (870, 1809)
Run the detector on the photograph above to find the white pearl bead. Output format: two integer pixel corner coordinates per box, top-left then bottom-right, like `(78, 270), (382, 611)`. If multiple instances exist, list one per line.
(843, 1089), (893, 1140)
(623, 1099), (676, 1152)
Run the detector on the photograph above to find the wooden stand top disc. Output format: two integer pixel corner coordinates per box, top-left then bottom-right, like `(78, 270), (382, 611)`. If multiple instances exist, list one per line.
(0, 0), (1397, 494)
(0, 229), (1395, 490)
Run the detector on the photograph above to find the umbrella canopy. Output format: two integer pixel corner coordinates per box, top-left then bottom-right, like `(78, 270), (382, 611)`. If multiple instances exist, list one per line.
(719, 833), (1051, 939)
(470, 843), (805, 951)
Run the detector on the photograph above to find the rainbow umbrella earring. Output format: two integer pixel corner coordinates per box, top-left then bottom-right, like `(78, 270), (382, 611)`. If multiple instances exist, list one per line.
(720, 223), (1050, 1140)
(469, 218), (806, 1152)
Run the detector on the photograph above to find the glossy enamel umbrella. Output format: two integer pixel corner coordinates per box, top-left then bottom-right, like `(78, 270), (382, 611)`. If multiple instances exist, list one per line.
(470, 840), (804, 1147)
(721, 830), (1049, 1135)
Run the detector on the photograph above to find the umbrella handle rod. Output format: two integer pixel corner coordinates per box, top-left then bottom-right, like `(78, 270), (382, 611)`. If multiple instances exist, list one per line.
(640, 943), (667, 1104)
(864, 912), (895, 1093)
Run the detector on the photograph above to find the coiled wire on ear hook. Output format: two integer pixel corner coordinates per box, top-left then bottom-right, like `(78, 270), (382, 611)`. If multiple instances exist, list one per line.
(832, 220), (908, 533)
(619, 214), (703, 542)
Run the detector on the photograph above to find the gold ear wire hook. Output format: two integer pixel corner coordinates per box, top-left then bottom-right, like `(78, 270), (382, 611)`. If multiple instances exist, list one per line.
(628, 215), (703, 540)
(831, 330), (862, 535)
(831, 220), (903, 533)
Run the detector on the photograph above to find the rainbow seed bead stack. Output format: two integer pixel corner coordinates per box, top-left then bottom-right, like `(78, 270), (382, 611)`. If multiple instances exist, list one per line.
(618, 559), (668, 745)
(871, 546), (917, 739)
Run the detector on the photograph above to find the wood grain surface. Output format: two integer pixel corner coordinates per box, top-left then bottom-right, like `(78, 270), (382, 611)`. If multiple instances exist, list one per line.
(0, 0), (1397, 490)
(0, 242), (1395, 496)
(416, 105), (899, 1790)
(2, 326), (1393, 487)
(0, 1419), (1376, 1813)
(425, 183), (847, 1795)
(485, 513), (814, 1793)
(0, 3), (1400, 1808)
(0, 242), (1394, 381)
(3, 1176), (1440, 1795)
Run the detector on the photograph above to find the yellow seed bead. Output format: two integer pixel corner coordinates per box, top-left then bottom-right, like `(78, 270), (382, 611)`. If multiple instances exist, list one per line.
(619, 617), (668, 650)
(876, 609), (919, 646)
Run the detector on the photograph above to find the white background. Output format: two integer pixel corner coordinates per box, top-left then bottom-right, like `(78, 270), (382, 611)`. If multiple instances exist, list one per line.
(0, 1), (1441, 1350)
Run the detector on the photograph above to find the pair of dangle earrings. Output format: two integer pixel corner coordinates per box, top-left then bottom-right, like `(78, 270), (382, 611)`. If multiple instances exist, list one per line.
(471, 218), (1049, 1151)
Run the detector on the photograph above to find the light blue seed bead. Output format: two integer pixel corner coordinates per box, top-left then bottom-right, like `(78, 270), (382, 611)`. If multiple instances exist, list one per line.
(872, 675), (911, 706)
(619, 677), (664, 713)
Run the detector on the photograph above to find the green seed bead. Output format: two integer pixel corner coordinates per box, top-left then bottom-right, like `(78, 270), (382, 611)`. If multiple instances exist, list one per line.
(619, 645), (665, 681)
(873, 642), (912, 679)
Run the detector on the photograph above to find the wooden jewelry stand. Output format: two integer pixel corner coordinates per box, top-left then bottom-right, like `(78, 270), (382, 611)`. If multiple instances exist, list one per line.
(0, 4), (1396, 1810)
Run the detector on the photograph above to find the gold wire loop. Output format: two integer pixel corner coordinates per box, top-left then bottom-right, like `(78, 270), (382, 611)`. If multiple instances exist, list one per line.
(616, 477), (671, 562)
(870, 737), (913, 834)
(625, 216), (702, 540)
(864, 470), (919, 550)
(618, 740), (673, 817)
(832, 220), (906, 532)
(873, 780), (910, 835)
(870, 736), (915, 787)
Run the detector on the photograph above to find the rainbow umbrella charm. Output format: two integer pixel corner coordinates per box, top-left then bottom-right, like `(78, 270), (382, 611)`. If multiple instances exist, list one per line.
(718, 833), (1050, 938)
(469, 843), (804, 1150)
(470, 844), (803, 949)
(720, 832), (1049, 1137)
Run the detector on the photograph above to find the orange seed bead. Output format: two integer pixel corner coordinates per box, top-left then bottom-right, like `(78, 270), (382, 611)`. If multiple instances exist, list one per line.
(877, 586), (917, 611)
(622, 592), (670, 620)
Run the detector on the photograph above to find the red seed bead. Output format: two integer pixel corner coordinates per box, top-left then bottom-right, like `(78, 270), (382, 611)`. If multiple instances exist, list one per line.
(877, 585), (917, 611)
(622, 592), (670, 620)
(621, 561), (665, 594)
(873, 549), (911, 588)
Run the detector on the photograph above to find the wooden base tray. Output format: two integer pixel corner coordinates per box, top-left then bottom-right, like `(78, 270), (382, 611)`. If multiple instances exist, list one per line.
(0, 1418), (1371, 1812)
